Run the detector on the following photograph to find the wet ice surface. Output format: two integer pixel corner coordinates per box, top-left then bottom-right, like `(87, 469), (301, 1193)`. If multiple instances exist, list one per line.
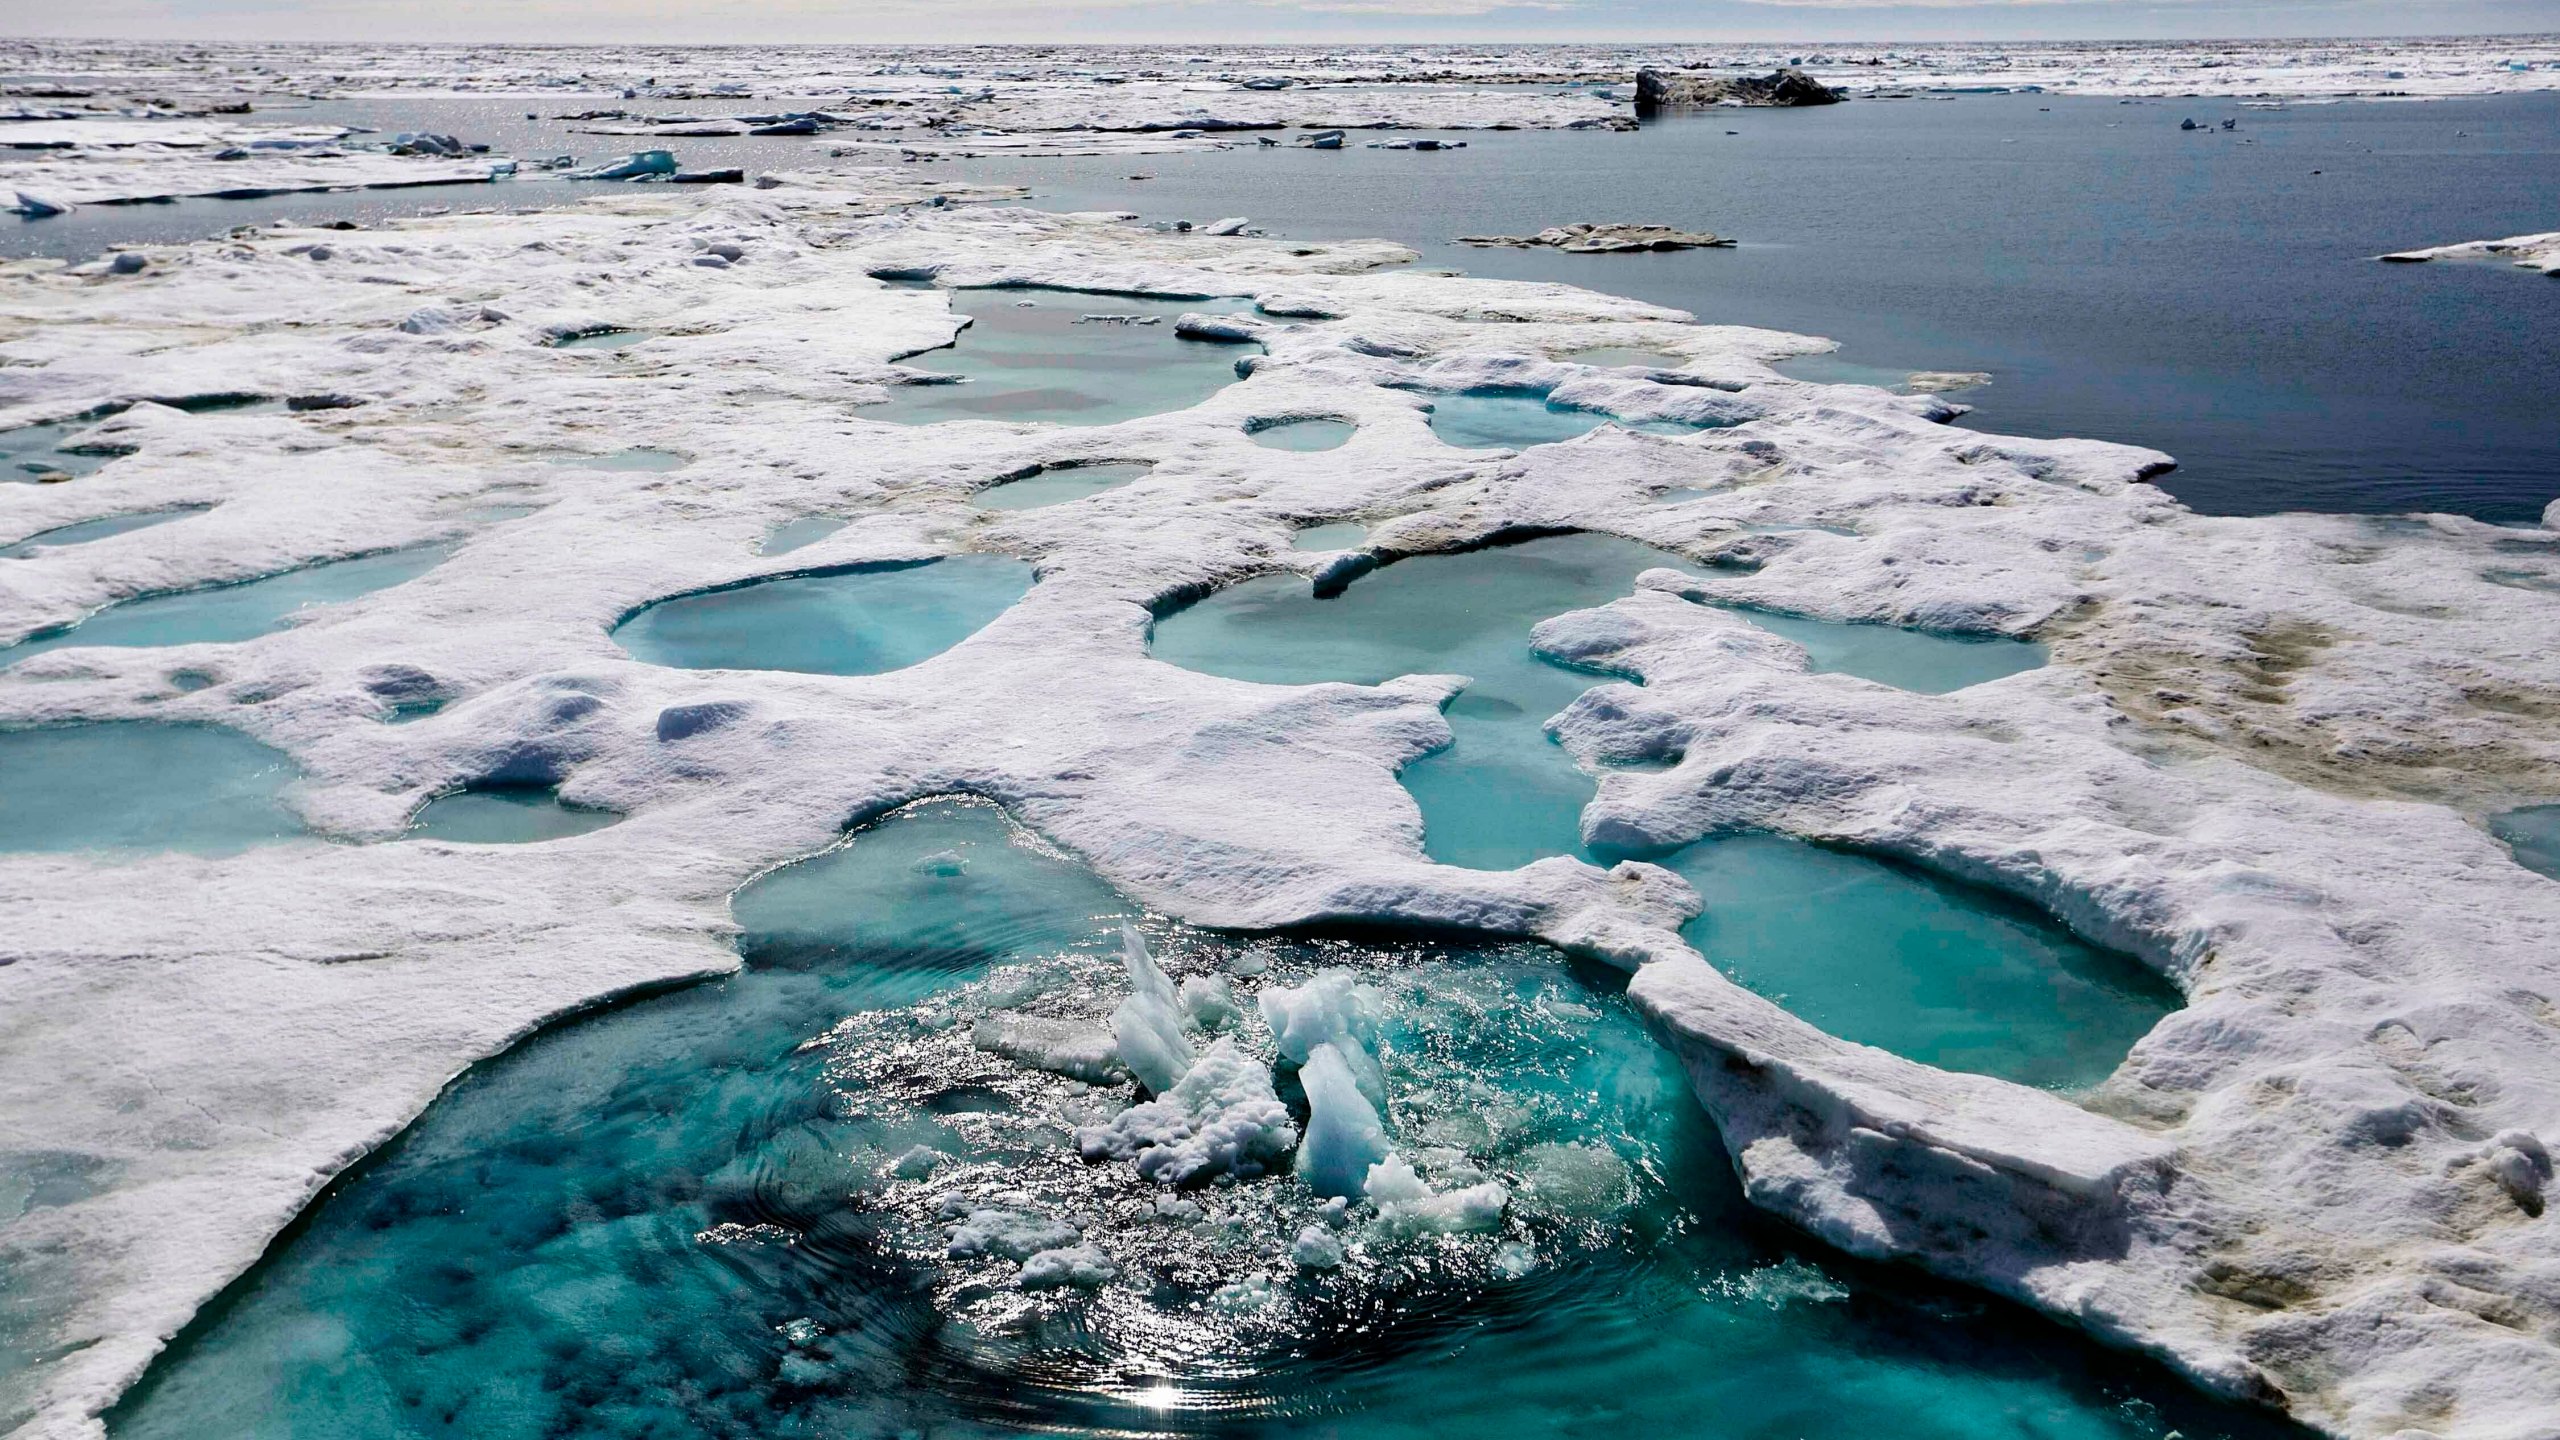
(1422, 391), (1709, 450)
(879, 288), (1257, 427)
(975, 460), (1153, 512)
(2492, 806), (2560, 880)
(0, 723), (301, 855)
(0, 544), (453, 666)
(612, 556), (1034, 676)
(106, 798), (2276, 1440)
(0, 508), (206, 560)
(404, 785), (623, 845)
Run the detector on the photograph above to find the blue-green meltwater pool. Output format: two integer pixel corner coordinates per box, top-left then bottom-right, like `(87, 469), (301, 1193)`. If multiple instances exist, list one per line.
(877, 288), (1256, 427)
(107, 798), (2281, 1440)
(0, 722), (303, 855)
(613, 556), (1033, 676)
(0, 544), (453, 667)
(1421, 391), (1708, 450)
(1148, 532), (2159, 1088)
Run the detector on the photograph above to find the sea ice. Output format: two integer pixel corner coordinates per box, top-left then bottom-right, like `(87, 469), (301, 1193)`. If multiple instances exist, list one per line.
(1295, 1041), (1391, 1198)
(1109, 923), (1195, 1095)
(1073, 1038), (1299, 1186)
(2, 155), (2555, 1440)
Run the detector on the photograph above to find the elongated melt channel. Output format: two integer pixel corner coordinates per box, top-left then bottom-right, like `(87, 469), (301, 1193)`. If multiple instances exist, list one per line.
(106, 797), (2287, 1440)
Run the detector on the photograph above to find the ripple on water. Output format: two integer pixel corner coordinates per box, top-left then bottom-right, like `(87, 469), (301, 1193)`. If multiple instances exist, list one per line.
(0, 544), (455, 667)
(106, 798), (2286, 1440)
(0, 722), (302, 855)
(879, 289), (1257, 427)
(612, 555), (1034, 675)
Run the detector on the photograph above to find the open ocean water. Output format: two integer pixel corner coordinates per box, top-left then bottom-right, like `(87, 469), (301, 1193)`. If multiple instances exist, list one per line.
(7, 90), (2556, 520)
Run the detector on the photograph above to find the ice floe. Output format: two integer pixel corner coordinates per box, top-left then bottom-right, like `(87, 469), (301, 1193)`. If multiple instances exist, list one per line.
(2381, 230), (2560, 277)
(0, 155), (2556, 1440)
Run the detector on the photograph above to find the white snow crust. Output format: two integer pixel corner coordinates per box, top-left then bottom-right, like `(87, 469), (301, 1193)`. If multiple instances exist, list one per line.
(1, 154), (2557, 1440)
(2382, 230), (2560, 276)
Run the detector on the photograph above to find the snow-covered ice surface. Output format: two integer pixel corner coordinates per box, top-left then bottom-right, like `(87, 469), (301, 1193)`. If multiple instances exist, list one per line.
(2382, 230), (2560, 276)
(1, 118), (506, 208)
(1, 156), (2557, 1440)
(5, 36), (2556, 110)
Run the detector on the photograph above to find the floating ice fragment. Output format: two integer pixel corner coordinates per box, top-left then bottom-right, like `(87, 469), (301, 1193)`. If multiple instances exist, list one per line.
(1363, 1156), (1507, 1235)
(974, 1013), (1123, 1084)
(1711, 1258), (1852, 1310)
(1289, 1225), (1345, 1270)
(1208, 1273), (1277, 1313)
(1178, 974), (1241, 1032)
(890, 1145), (942, 1180)
(1260, 969), (1387, 1105)
(571, 149), (678, 181)
(8, 191), (67, 218)
(1297, 1042), (1390, 1198)
(911, 847), (967, 876)
(1202, 216), (1248, 236)
(107, 252), (145, 275)
(945, 1207), (1079, 1261)
(1017, 1243), (1118, 1289)
(1517, 1141), (1631, 1219)
(1074, 1037), (1297, 1186)
(1110, 924), (1195, 1095)
(1492, 1240), (1539, 1278)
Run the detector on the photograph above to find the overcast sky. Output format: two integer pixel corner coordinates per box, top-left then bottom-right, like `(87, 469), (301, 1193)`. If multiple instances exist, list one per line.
(4, 0), (2556, 44)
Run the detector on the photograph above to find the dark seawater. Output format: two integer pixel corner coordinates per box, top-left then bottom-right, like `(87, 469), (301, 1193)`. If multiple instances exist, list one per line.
(948, 94), (2560, 524)
(9, 92), (2553, 521)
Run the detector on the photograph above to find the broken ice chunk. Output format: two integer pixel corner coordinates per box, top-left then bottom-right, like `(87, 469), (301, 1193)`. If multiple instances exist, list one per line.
(945, 1207), (1079, 1261)
(1179, 973), (1242, 1032)
(1363, 1156), (1508, 1235)
(1260, 969), (1387, 1106)
(1297, 1041), (1390, 1198)
(1017, 1243), (1118, 1289)
(1290, 1226), (1345, 1270)
(1074, 1038), (1297, 1186)
(973, 1013), (1122, 1084)
(1111, 924), (1195, 1095)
